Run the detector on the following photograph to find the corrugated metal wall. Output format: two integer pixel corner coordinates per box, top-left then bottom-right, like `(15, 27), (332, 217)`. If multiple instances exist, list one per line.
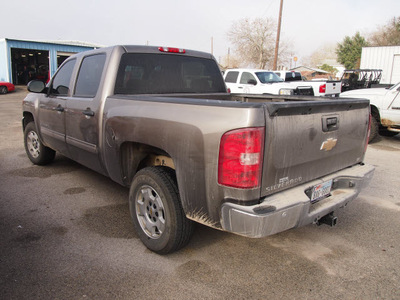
(360, 46), (400, 84)
(1, 39), (96, 84)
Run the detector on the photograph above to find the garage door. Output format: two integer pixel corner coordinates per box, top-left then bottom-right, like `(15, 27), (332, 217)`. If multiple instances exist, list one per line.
(390, 55), (400, 84)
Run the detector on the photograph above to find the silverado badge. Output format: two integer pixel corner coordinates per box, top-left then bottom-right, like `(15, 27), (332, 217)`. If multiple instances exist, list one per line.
(320, 138), (337, 151)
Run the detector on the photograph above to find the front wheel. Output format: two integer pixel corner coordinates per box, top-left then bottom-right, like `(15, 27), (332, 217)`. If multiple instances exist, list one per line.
(24, 122), (56, 165)
(129, 167), (194, 254)
(0, 86), (8, 94)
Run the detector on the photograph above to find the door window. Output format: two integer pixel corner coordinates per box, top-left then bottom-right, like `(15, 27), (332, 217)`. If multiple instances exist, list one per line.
(74, 54), (106, 98)
(50, 59), (76, 96)
(240, 72), (256, 84)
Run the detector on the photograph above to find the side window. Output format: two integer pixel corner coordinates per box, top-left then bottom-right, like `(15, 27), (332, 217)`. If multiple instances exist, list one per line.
(74, 54), (106, 98)
(225, 71), (239, 83)
(50, 59), (76, 96)
(240, 72), (256, 84)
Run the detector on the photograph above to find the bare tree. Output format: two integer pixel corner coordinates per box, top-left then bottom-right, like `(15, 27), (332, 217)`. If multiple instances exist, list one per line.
(227, 18), (279, 69)
(368, 16), (400, 46)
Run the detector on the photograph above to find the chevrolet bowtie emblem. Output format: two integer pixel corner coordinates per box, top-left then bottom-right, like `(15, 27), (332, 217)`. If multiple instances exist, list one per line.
(320, 138), (337, 151)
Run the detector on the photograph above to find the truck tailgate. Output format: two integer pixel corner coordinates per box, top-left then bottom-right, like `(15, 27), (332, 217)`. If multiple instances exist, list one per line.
(261, 99), (370, 197)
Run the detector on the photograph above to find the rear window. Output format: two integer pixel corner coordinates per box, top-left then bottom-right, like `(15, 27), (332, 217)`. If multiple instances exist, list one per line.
(225, 71), (239, 83)
(285, 72), (302, 81)
(114, 53), (226, 94)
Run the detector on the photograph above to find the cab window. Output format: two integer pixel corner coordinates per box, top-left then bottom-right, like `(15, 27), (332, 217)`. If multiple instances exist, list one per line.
(74, 54), (106, 98)
(50, 59), (76, 96)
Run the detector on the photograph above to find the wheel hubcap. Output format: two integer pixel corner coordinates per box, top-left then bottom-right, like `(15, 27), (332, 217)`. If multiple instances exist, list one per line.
(136, 185), (165, 239)
(27, 131), (40, 158)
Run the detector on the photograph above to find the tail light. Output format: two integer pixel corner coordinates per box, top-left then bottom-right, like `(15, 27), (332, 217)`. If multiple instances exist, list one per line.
(319, 84), (326, 94)
(158, 47), (186, 53)
(218, 127), (265, 189)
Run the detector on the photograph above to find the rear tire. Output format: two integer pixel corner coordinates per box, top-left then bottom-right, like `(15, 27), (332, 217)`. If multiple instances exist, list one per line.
(0, 86), (7, 94)
(129, 167), (194, 254)
(24, 122), (56, 165)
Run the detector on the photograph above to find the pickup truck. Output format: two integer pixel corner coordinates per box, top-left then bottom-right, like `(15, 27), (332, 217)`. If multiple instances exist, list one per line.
(223, 68), (314, 96)
(341, 82), (400, 142)
(274, 70), (341, 97)
(23, 45), (374, 254)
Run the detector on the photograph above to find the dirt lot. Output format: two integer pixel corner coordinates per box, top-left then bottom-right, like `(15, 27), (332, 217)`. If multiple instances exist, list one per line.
(1, 87), (399, 299)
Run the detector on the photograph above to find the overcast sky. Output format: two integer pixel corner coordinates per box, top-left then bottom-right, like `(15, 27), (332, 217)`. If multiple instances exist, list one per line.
(2, 0), (399, 66)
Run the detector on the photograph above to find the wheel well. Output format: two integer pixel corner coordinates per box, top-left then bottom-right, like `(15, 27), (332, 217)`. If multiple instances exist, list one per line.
(370, 105), (380, 122)
(22, 112), (34, 130)
(120, 142), (175, 185)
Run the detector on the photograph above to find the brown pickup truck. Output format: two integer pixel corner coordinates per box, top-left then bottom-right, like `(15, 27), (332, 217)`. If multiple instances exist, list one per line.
(23, 45), (374, 254)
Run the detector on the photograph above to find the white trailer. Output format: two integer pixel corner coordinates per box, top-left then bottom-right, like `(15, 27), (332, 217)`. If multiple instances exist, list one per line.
(360, 46), (400, 84)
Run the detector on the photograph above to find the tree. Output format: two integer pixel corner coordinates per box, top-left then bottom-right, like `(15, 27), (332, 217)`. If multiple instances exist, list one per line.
(318, 64), (338, 75)
(369, 16), (400, 46)
(227, 17), (287, 69)
(336, 32), (369, 69)
(304, 44), (337, 68)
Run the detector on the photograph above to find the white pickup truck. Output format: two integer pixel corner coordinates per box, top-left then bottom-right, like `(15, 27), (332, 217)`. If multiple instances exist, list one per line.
(224, 69), (314, 96)
(274, 71), (341, 97)
(341, 82), (400, 142)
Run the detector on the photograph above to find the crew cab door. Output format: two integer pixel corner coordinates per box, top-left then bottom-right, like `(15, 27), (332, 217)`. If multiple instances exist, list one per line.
(239, 72), (258, 93)
(383, 83), (400, 126)
(38, 59), (76, 155)
(65, 53), (107, 174)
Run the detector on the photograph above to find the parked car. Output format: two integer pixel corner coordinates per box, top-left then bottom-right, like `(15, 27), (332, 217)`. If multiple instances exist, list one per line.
(0, 81), (15, 94)
(340, 81), (400, 142)
(274, 71), (341, 97)
(224, 69), (314, 96)
(23, 45), (374, 254)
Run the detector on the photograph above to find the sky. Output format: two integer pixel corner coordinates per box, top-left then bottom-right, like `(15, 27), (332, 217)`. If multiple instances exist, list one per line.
(2, 0), (400, 67)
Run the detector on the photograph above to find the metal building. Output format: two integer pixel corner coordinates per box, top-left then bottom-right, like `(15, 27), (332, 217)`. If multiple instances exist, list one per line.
(360, 46), (400, 84)
(0, 38), (101, 84)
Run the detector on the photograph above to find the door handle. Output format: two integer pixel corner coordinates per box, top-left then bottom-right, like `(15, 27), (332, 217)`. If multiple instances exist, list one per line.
(82, 108), (95, 117)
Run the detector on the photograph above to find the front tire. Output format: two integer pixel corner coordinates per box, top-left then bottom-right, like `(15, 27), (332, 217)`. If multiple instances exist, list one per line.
(0, 86), (8, 94)
(24, 122), (56, 165)
(369, 116), (379, 143)
(129, 167), (194, 254)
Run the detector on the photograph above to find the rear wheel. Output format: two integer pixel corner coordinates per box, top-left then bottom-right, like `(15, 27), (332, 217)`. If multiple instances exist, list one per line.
(129, 167), (194, 254)
(24, 122), (56, 165)
(0, 86), (8, 94)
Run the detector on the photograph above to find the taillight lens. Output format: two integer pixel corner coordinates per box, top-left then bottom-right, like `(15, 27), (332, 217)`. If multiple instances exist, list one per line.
(319, 84), (326, 94)
(158, 47), (186, 53)
(218, 127), (265, 189)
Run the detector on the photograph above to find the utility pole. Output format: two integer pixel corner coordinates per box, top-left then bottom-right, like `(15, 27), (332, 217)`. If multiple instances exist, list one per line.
(273, 0), (283, 70)
(211, 37), (213, 55)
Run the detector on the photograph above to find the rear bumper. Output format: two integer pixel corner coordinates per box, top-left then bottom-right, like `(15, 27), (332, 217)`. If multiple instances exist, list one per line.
(220, 163), (374, 238)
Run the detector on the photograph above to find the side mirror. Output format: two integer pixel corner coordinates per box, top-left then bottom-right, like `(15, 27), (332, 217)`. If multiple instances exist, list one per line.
(27, 80), (46, 93)
(247, 79), (257, 85)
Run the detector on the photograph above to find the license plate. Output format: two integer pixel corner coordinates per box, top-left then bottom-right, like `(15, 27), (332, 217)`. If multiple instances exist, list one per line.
(310, 180), (332, 202)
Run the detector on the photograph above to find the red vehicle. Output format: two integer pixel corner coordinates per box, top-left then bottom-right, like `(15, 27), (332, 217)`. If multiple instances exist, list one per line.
(0, 82), (15, 94)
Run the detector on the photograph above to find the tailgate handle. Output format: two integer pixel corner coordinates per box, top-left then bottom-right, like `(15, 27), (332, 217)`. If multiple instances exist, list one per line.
(322, 116), (339, 132)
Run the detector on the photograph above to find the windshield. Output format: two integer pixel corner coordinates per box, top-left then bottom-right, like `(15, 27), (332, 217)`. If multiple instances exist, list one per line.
(255, 72), (284, 83)
(389, 82), (400, 91)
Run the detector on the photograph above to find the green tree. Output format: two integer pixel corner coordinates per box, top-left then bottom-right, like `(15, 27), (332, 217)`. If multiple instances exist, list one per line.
(336, 32), (369, 69)
(318, 64), (338, 74)
(369, 16), (400, 46)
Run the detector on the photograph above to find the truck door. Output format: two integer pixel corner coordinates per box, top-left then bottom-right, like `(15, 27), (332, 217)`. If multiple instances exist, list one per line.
(385, 83), (400, 126)
(65, 53), (106, 174)
(38, 59), (76, 155)
(239, 72), (258, 93)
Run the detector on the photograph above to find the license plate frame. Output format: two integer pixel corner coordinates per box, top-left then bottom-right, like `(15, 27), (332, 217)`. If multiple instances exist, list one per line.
(310, 179), (332, 203)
